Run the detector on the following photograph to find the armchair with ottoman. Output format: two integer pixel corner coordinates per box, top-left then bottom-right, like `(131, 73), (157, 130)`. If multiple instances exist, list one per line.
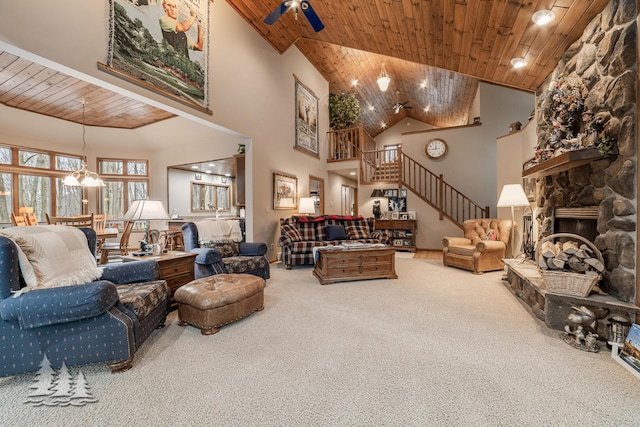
(0, 225), (169, 377)
(278, 215), (387, 269)
(442, 218), (513, 274)
(181, 220), (270, 280)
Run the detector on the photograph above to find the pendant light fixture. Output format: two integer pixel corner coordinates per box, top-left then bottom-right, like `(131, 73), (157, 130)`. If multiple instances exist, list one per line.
(377, 64), (391, 92)
(63, 100), (105, 187)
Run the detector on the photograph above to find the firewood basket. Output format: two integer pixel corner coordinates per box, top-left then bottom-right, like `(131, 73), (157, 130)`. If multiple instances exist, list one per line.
(535, 233), (603, 297)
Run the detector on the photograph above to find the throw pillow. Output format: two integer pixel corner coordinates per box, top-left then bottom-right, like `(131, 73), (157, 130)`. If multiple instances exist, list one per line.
(0, 225), (102, 289)
(345, 221), (371, 240)
(281, 223), (302, 242)
(325, 225), (346, 241)
(200, 239), (240, 257)
(483, 229), (497, 241)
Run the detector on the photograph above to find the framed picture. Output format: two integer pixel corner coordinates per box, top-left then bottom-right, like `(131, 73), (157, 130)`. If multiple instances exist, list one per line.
(400, 213), (409, 220)
(391, 212), (400, 220)
(388, 197), (407, 212)
(399, 189), (407, 197)
(103, 0), (211, 114)
(393, 239), (403, 247)
(194, 173), (202, 181)
(294, 77), (319, 157)
(273, 172), (298, 210)
(384, 189), (398, 197)
(408, 211), (416, 220)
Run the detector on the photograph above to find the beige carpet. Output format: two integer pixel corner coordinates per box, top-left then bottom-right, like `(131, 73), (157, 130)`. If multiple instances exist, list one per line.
(1, 259), (639, 426)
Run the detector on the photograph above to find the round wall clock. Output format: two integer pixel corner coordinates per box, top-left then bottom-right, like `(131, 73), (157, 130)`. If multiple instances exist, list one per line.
(425, 138), (448, 159)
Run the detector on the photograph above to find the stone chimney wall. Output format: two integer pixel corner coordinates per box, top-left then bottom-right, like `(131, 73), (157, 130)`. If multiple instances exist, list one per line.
(535, 0), (637, 303)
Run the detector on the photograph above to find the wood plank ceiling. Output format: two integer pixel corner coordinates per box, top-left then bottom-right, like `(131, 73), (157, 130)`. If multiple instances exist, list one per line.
(0, 51), (175, 129)
(227, 0), (611, 136)
(0, 1), (610, 138)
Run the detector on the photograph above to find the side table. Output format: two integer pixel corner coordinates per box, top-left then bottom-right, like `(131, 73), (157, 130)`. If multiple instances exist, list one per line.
(123, 251), (196, 307)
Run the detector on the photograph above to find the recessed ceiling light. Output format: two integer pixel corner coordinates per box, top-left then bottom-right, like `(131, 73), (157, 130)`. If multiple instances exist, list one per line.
(208, 163), (215, 166)
(419, 80), (427, 89)
(349, 172), (356, 176)
(510, 58), (527, 69)
(351, 79), (358, 86)
(225, 173), (231, 177)
(424, 106), (430, 112)
(205, 170), (212, 174)
(191, 165), (199, 169)
(381, 122), (387, 129)
(532, 10), (555, 26)
(368, 105), (375, 111)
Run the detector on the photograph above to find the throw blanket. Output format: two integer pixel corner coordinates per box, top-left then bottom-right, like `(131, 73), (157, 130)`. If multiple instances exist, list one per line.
(195, 219), (242, 243)
(0, 225), (102, 290)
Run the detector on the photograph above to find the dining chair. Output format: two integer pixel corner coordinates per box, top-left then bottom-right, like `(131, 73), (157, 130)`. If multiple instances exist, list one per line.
(92, 213), (108, 252)
(99, 220), (135, 264)
(11, 213), (28, 226)
(25, 212), (38, 226)
(45, 213), (94, 228)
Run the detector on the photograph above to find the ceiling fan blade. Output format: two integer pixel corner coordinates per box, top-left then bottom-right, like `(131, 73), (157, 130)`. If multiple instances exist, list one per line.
(404, 106), (413, 109)
(264, 1), (291, 25)
(301, 1), (325, 32)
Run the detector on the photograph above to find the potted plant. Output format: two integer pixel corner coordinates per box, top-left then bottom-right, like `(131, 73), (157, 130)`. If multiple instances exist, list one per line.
(329, 91), (361, 130)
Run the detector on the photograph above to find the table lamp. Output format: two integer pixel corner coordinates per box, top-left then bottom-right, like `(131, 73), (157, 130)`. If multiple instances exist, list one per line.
(370, 189), (385, 219)
(122, 200), (170, 255)
(497, 184), (530, 258)
(299, 197), (316, 215)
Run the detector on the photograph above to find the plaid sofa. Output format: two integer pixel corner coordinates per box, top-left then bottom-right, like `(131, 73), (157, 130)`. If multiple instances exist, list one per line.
(278, 215), (387, 269)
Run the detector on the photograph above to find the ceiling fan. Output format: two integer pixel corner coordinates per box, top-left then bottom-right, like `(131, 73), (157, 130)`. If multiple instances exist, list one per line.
(264, 1), (325, 32)
(392, 90), (412, 114)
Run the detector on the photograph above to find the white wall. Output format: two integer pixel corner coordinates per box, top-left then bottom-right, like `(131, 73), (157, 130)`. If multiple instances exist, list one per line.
(496, 119), (538, 254)
(0, 0), (330, 261)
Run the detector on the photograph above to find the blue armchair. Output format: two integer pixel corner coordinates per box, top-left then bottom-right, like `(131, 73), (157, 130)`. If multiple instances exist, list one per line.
(0, 228), (169, 378)
(181, 222), (270, 280)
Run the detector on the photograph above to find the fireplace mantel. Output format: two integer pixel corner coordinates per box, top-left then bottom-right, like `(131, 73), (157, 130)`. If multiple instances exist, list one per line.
(522, 147), (602, 179)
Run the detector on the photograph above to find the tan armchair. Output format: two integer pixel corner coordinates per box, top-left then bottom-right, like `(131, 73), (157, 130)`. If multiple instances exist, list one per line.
(442, 218), (513, 274)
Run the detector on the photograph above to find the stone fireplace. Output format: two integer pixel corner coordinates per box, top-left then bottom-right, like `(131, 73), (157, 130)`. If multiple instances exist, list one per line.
(533, 0), (637, 305)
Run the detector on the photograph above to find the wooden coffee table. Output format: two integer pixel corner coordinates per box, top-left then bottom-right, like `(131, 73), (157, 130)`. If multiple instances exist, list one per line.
(312, 246), (397, 285)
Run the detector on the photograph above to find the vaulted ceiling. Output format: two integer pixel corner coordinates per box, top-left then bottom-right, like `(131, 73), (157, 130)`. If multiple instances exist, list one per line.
(228, 0), (611, 136)
(0, 1), (610, 138)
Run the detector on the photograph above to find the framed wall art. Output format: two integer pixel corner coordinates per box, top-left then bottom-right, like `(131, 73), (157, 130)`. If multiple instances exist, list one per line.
(273, 172), (298, 210)
(294, 77), (319, 158)
(102, 0), (211, 114)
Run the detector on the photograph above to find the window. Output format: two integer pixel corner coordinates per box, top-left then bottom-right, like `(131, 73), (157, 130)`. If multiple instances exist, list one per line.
(384, 144), (400, 163)
(0, 145), (85, 225)
(98, 158), (149, 220)
(191, 182), (229, 212)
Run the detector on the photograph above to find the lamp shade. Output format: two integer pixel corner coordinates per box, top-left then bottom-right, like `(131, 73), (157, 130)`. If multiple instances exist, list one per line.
(377, 64), (390, 91)
(122, 200), (170, 221)
(370, 189), (385, 198)
(497, 184), (530, 207)
(298, 197), (316, 214)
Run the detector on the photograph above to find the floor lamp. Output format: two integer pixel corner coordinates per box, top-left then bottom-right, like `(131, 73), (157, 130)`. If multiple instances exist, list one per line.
(497, 184), (530, 258)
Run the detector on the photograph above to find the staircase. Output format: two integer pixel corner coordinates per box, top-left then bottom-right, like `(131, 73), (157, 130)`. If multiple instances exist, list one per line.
(327, 127), (488, 229)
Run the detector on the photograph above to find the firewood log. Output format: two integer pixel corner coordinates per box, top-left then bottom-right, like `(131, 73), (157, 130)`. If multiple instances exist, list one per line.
(556, 251), (569, 261)
(540, 241), (557, 258)
(562, 241), (579, 254)
(547, 258), (565, 270)
(585, 257), (605, 272)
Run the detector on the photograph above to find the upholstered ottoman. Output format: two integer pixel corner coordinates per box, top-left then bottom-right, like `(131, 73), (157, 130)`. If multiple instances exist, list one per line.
(174, 274), (266, 335)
